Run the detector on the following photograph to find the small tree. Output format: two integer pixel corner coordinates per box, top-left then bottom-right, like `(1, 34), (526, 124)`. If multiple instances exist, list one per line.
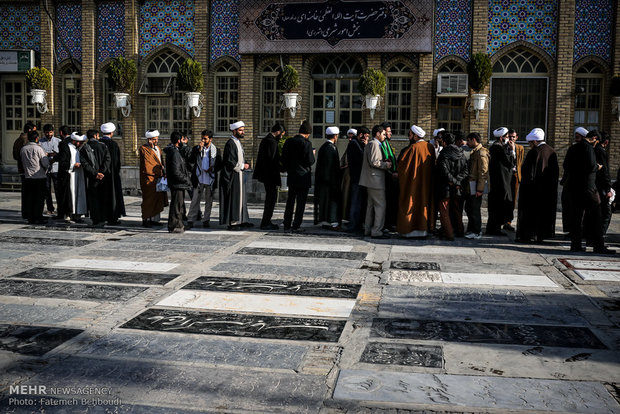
(467, 52), (493, 93)
(108, 57), (137, 93)
(358, 68), (386, 96)
(277, 65), (300, 92)
(177, 58), (204, 92)
(25, 67), (52, 90)
(610, 75), (620, 96)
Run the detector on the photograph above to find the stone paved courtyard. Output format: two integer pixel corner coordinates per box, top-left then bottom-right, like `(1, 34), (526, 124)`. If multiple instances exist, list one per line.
(0, 192), (619, 413)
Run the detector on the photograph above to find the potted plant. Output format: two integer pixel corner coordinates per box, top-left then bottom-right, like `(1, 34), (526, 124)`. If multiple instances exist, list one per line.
(611, 75), (620, 122)
(25, 66), (52, 112)
(467, 52), (492, 115)
(177, 58), (204, 117)
(108, 57), (137, 113)
(278, 65), (300, 117)
(358, 68), (386, 119)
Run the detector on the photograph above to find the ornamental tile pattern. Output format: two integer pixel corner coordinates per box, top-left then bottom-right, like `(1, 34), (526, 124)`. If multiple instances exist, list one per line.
(487, 0), (557, 59)
(434, 0), (472, 62)
(210, 0), (240, 63)
(0, 5), (40, 52)
(139, 0), (195, 58)
(574, 0), (613, 63)
(97, 1), (125, 64)
(56, 3), (82, 62)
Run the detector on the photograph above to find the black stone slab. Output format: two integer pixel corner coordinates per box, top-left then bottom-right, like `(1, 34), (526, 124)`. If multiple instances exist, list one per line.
(183, 276), (361, 298)
(0, 324), (83, 356)
(371, 318), (608, 349)
(236, 247), (367, 260)
(23, 224), (121, 233)
(390, 261), (440, 271)
(8, 267), (179, 286)
(0, 280), (148, 302)
(99, 241), (235, 253)
(122, 308), (346, 342)
(0, 236), (93, 247)
(360, 342), (443, 368)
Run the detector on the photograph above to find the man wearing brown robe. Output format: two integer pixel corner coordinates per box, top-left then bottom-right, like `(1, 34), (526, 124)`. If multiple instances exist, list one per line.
(396, 125), (435, 238)
(139, 130), (168, 227)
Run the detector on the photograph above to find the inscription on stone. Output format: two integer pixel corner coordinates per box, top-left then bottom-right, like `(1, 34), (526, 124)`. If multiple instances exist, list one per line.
(390, 261), (440, 271)
(0, 279), (148, 302)
(0, 324), (83, 356)
(183, 276), (361, 298)
(360, 342), (442, 368)
(371, 318), (607, 349)
(0, 236), (93, 247)
(236, 247), (366, 260)
(122, 308), (346, 342)
(8, 267), (179, 286)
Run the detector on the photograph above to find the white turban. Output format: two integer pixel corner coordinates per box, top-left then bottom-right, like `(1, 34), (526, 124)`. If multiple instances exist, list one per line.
(493, 127), (508, 138)
(433, 128), (445, 137)
(70, 132), (83, 141)
(229, 121), (245, 131)
(575, 127), (588, 137)
(347, 128), (357, 135)
(410, 125), (426, 138)
(326, 126), (339, 136)
(526, 128), (545, 141)
(100, 122), (116, 134)
(145, 130), (159, 139)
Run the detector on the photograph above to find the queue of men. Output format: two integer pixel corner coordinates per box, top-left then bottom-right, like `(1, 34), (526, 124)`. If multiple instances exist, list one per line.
(14, 119), (616, 254)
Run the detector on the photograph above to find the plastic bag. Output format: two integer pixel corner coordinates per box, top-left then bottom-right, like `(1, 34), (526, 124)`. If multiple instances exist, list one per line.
(156, 177), (169, 192)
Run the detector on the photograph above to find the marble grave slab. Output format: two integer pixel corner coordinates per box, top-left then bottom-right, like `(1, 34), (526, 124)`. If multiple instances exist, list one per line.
(574, 269), (620, 282)
(78, 332), (307, 369)
(122, 308), (346, 342)
(382, 286), (527, 303)
(183, 276), (361, 298)
(157, 290), (357, 318)
(0, 279), (148, 302)
(236, 247), (366, 260)
(0, 250), (31, 260)
(248, 240), (354, 252)
(7, 267), (180, 285)
(53, 259), (179, 273)
(22, 225), (121, 233)
(441, 272), (558, 288)
(0, 236), (93, 247)
(0, 304), (85, 325)
(0, 324), (83, 356)
(333, 369), (620, 413)
(371, 318), (607, 349)
(560, 258), (620, 271)
(213, 263), (344, 278)
(360, 342), (443, 368)
(390, 245), (476, 256)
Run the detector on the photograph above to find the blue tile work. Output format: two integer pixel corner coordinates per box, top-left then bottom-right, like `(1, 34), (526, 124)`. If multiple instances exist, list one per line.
(574, 0), (613, 63)
(210, 0), (240, 63)
(97, 1), (125, 64)
(434, 0), (472, 62)
(56, 3), (82, 63)
(487, 0), (557, 59)
(139, 0), (195, 58)
(0, 4), (40, 52)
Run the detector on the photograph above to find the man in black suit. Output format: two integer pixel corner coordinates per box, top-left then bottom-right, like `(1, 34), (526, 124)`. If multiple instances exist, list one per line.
(281, 120), (315, 232)
(253, 123), (285, 230)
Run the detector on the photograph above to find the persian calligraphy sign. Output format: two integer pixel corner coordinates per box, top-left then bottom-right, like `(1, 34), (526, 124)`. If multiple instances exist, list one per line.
(239, 0), (432, 53)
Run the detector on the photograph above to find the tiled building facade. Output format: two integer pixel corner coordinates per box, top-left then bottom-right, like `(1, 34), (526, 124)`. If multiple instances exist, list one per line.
(0, 0), (618, 185)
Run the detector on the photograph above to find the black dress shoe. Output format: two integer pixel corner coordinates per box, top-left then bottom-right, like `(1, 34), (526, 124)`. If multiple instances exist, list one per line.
(202, 221), (210, 228)
(142, 219), (152, 228)
(570, 246), (585, 252)
(227, 225), (241, 231)
(593, 247), (616, 254)
(240, 222), (254, 228)
(260, 224), (279, 230)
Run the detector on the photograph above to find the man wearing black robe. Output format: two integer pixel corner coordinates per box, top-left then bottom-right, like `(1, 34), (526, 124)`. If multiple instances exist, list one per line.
(54, 125), (73, 220)
(100, 122), (126, 225)
(253, 123), (284, 230)
(562, 129), (614, 254)
(515, 128), (559, 243)
(220, 121), (250, 230)
(281, 120), (315, 232)
(84, 129), (111, 226)
(592, 131), (612, 235)
(561, 127), (589, 234)
(314, 126), (341, 230)
(346, 127), (368, 233)
(486, 127), (514, 235)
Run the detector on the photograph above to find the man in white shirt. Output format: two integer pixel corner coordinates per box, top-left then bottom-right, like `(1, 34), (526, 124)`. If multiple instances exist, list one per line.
(188, 129), (219, 228)
(39, 124), (61, 215)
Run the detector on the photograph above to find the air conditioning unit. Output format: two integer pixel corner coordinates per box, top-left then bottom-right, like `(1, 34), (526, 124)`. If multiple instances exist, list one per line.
(437, 74), (468, 96)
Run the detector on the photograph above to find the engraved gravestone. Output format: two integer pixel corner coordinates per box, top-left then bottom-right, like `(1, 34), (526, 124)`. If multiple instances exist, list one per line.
(0, 324), (83, 356)
(360, 342), (442, 367)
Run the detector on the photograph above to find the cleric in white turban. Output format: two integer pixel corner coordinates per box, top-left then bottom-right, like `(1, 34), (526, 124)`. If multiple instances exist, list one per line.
(493, 127), (509, 139)
(575, 127), (588, 141)
(347, 128), (357, 137)
(100, 122), (126, 225)
(220, 121), (250, 229)
(145, 130), (159, 139)
(410, 125), (426, 138)
(100, 122), (116, 134)
(487, 126), (514, 234)
(516, 127), (558, 244)
(315, 126), (341, 229)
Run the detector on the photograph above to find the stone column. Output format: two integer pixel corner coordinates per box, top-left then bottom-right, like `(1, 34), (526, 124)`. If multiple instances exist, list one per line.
(192, 0), (209, 144)
(362, 54), (383, 126)
(39, 1), (55, 126)
(80, 0), (96, 129)
(286, 54), (304, 136)
(468, 0), (490, 143)
(609, 0), (620, 172)
(416, 53), (433, 134)
(122, 0), (139, 166)
(238, 54), (255, 165)
(551, 0), (576, 156)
